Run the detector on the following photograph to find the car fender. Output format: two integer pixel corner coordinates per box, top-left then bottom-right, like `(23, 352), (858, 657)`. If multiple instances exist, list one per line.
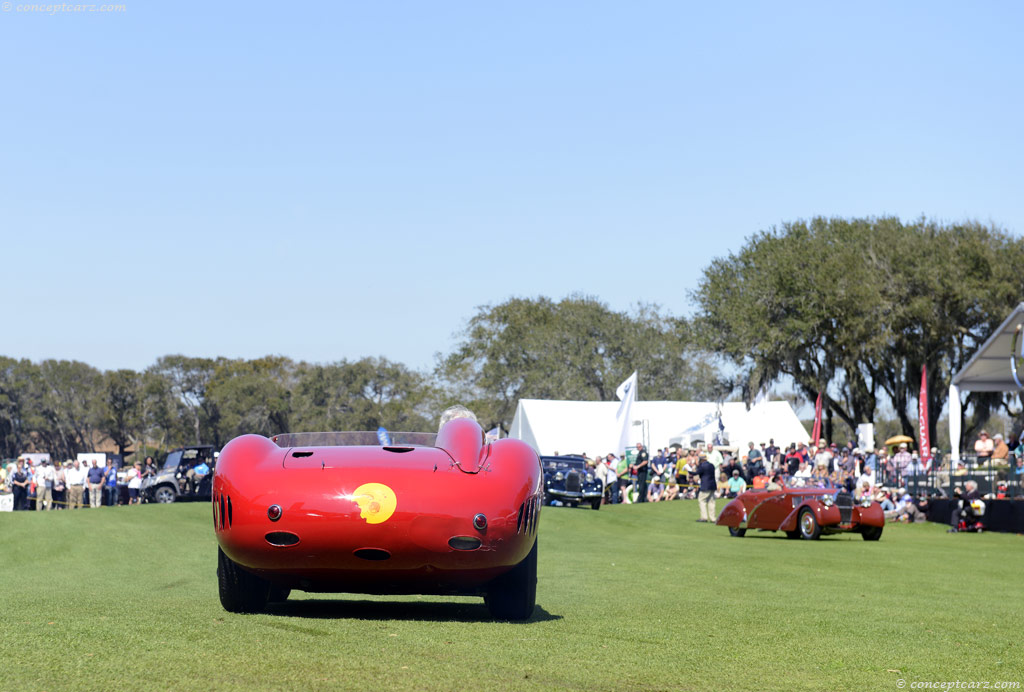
(779, 501), (824, 532)
(715, 498), (746, 528)
(855, 501), (885, 527)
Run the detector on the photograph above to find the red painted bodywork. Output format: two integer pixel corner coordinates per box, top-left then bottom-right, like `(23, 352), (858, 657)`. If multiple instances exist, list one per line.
(715, 486), (885, 537)
(213, 418), (542, 595)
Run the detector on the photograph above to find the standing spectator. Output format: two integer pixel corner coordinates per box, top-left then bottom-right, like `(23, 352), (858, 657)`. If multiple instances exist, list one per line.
(706, 443), (724, 476)
(616, 452), (631, 504)
(52, 461), (67, 509)
(814, 440), (833, 472)
(694, 451), (717, 522)
(892, 443), (912, 485)
(127, 463), (143, 505)
(650, 448), (668, 482)
(745, 442), (762, 472)
(974, 430), (993, 464)
(87, 460), (104, 508)
(35, 459), (55, 511)
(603, 454), (619, 504)
(10, 458), (30, 510)
(102, 460), (118, 506)
(632, 443), (650, 503)
(66, 459), (85, 509)
(142, 455), (157, 480)
(784, 444), (802, 476)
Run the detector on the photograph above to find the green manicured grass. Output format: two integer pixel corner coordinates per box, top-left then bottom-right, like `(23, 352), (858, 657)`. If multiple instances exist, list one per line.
(1, 501), (1021, 691)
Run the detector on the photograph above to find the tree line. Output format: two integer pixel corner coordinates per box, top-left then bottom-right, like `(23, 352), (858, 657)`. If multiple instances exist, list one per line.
(3, 217), (1018, 460)
(693, 216), (1024, 445)
(0, 298), (716, 460)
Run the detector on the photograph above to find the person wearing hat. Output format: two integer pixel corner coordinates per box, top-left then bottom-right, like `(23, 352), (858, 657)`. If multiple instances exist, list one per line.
(974, 430), (993, 463)
(35, 459), (55, 511)
(892, 442), (912, 486)
(991, 434), (1009, 464)
(726, 469), (746, 498)
(694, 451), (717, 522)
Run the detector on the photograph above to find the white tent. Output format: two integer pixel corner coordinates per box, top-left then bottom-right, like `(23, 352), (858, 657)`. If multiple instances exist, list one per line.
(509, 399), (809, 456)
(948, 302), (1024, 461)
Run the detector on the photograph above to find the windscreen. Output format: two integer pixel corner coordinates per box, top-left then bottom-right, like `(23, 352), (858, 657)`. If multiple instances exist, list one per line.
(162, 450), (183, 471)
(271, 432), (438, 448)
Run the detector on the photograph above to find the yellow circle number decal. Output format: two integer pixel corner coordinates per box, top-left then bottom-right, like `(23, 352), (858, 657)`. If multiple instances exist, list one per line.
(351, 483), (397, 524)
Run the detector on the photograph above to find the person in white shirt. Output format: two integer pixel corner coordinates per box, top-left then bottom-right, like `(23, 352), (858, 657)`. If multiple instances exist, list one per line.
(127, 463), (143, 505)
(857, 465), (877, 494)
(35, 460), (56, 511)
(64, 460), (86, 509)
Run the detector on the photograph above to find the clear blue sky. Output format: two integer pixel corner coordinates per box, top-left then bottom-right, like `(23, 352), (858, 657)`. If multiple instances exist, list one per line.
(3, 1), (1022, 374)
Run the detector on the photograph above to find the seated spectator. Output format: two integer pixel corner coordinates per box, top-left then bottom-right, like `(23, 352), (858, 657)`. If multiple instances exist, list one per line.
(726, 469), (746, 498)
(647, 477), (664, 502)
(765, 473), (783, 491)
(992, 434), (1009, 464)
(857, 465), (877, 494)
(875, 489), (896, 512)
(662, 478), (680, 501)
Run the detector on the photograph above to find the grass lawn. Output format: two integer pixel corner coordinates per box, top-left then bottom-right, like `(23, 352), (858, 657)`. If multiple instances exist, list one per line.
(1, 500), (1021, 691)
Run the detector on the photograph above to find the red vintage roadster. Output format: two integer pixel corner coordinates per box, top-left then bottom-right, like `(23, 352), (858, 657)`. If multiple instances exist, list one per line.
(213, 417), (543, 619)
(715, 484), (884, 540)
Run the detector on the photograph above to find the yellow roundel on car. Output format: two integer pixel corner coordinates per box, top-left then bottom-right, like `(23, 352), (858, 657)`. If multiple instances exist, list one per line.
(352, 483), (397, 524)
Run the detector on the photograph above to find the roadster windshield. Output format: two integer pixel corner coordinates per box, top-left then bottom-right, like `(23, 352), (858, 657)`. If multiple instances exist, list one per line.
(272, 432), (438, 448)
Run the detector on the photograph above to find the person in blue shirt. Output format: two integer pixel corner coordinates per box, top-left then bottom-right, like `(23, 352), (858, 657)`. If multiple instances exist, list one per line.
(86, 460), (105, 508)
(103, 460), (119, 506)
(187, 460), (210, 494)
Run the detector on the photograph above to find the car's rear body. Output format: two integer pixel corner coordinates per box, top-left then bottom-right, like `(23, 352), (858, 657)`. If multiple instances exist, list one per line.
(213, 419), (542, 596)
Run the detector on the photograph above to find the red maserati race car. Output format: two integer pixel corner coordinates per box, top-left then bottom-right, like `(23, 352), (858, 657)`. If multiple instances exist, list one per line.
(715, 483), (885, 540)
(213, 417), (543, 619)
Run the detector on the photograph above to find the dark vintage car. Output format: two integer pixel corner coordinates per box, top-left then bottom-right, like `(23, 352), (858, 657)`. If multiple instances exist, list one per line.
(541, 455), (603, 510)
(141, 445), (217, 503)
(213, 418), (543, 619)
(716, 482), (885, 540)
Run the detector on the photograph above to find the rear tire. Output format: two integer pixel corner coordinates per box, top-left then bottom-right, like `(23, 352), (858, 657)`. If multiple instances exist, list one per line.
(485, 540), (537, 621)
(269, 586), (291, 602)
(591, 499), (601, 510)
(861, 525), (883, 541)
(218, 547), (270, 613)
(798, 508), (821, 540)
(728, 527), (746, 538)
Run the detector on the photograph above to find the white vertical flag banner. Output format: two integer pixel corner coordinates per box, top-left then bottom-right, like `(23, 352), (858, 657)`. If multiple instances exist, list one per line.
(949, 383), (961, 463)
(615, 371), (638, 455)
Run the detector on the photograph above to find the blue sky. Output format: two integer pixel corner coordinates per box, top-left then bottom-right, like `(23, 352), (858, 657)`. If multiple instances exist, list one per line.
(3, 1), (1022, 374)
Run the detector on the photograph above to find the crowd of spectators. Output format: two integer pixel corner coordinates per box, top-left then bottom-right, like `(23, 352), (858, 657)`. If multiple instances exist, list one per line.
(1, 456), (157, 510)
(577, 433), (1024, 520)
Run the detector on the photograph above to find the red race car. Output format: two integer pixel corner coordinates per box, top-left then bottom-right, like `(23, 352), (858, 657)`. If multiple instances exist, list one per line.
(213, 417), (542, 619)
(715, 483), (884, 540)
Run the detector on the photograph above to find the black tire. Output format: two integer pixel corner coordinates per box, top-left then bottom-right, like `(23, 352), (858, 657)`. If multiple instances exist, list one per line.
(268, 586), (291, 602)
(154, 485), (176, 504)
(861, 525), (883, 541)
(728, 527), (746, 538)
(485, 540), (537, 621)
(798, 508), (821, 540)
(218, 547), (270, 613)
(591, 499), (601, 510)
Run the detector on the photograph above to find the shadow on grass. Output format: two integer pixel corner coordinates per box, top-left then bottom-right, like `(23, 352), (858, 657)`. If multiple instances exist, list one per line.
(265, 598), (562, 623)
